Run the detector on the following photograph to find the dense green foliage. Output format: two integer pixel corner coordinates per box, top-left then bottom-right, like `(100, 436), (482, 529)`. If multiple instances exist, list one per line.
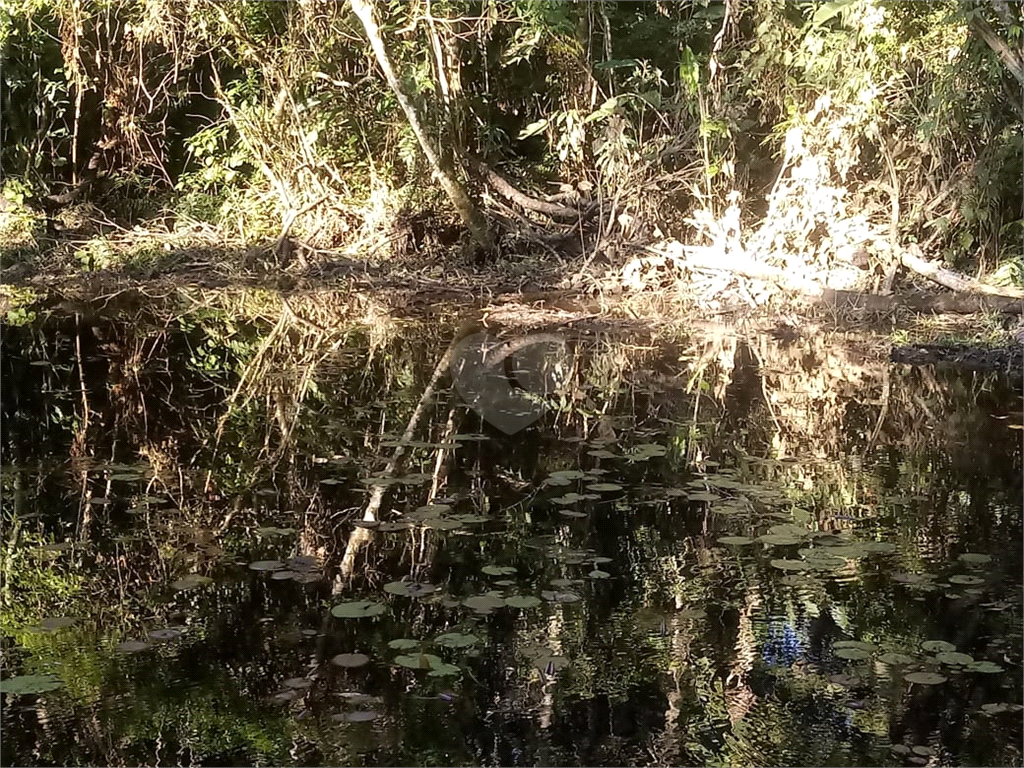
(1, 0), (1020, 274)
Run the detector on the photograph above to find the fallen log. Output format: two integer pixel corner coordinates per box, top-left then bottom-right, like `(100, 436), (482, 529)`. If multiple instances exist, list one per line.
(891, 343), (1023, 375)
(817, 289), (1022, 315)
(475, 160), (591, 221)
(900, 244), (1023, 299)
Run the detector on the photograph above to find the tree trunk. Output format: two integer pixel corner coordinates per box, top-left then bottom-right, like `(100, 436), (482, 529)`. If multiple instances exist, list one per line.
(350, 0), (494, 251)
(968, 9), (1024, 86)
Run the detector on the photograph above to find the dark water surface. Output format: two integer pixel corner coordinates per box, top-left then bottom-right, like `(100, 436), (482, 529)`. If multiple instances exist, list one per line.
(1, 310), (1021, 767)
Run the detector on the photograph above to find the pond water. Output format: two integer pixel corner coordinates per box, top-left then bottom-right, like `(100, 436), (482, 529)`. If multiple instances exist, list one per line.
(1, 309), (1021, 767)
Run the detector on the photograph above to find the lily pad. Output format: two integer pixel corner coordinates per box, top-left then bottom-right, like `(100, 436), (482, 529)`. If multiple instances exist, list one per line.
(377, 521), (413, 532)
(586, 483), (623, 492)
(387, 638), (420, 650)
(414, 504), (452, 516)
(759, 534), (803, 546)
(422, 517), (464, 531)
(549, 470), (588, 480)
(935, 651), (974, 665)
(981, 702), (1024, 714)
(248, 560), (285, 572)
(148, 628), (182, 641)
(428, 662), (461, 677)
(957, 553), (992, 565)
(541, 590), (582, 603)
(834, 640), (878, 652)
(331, 653), (370, 668)
(115, 640), (151, 654)
(171, 574), (213, 591)
(968, 661), (1004, 673)
(588, 569), (611, 579)
(463, 594), (506, 613)
(921, 640), (956, 653)
(481, 565), (517, 576)
(504, 595), (542, 609)
(905, 671), (947, 685)
(551, 493), (588, 504)
(384, 581), (437, 597)
(948, 574), (984, 585)
(451, 513), (488, 524)
(803, 553), (848, 570)
(0, 675), (63, 694)
(331, 601), (387, 619)
(394, 653), (443, 671)
(434, 632), (480, 648)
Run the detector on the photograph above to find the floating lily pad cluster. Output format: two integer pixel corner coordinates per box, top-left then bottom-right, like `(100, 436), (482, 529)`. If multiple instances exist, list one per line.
(387, 631), (481, 677)
(825, 636), (1005, 686)
(114, 625), (184, 654)
(248, 554), (324, 583)
(354, 503), (490, 533)
(714, 521), (906, 580)
(518, 641), (570, 676)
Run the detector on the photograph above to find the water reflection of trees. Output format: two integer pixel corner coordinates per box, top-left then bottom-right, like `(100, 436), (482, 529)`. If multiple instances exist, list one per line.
(1, 305), (1021, 766)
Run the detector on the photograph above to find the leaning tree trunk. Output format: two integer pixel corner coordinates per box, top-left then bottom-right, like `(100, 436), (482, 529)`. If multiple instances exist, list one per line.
(350, 0), (494, 250)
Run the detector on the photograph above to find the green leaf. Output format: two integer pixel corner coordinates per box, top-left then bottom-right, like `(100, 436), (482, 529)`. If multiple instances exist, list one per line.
(517, 119), (549, 140)
(593, 59), (639, 71)
(810, 0), (855, 28)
